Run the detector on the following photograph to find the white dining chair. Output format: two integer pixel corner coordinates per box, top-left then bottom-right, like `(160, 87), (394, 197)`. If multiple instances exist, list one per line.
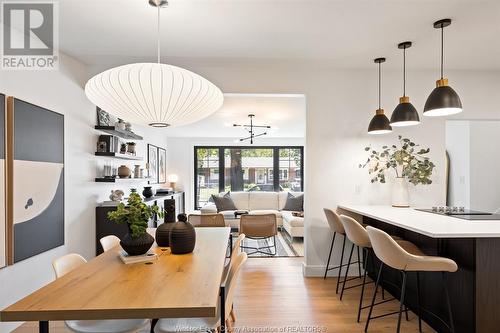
(154, 252), (248, 333)
(52, 253), (149, 333)
(99, 235), (121, 252)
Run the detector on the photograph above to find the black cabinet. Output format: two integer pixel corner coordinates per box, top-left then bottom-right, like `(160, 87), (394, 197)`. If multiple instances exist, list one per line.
(95, 192), (185, 255)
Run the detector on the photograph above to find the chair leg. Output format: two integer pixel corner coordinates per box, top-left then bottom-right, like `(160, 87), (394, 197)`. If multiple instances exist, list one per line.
(336, 235), (347, 294)
(150, 319), (158, 333)
(340, 243), (355, 301)
(357, 248), (369, 322)
(416, 272), (422, 333)
(365, 262), (384, 333)
(357, 245), (362, 279)
(324, 232), (336, 279)
(230, 306), (236, 322)
(400, 271), (409, 322)
(442, 272), (455, 333)
(396, 271), (408, 333)
(226, 319), (233, 332)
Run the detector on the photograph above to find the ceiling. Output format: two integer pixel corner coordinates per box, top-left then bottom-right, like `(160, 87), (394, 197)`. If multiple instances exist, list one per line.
(56, 0), (500, 69)
(163, 93), (306, 138)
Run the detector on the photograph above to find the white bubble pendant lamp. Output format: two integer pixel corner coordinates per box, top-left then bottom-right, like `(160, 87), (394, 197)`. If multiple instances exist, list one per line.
(84, 0), (223, 128)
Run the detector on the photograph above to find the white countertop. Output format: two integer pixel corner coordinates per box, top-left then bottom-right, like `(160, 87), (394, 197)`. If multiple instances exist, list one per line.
(338, 205), (500, 238)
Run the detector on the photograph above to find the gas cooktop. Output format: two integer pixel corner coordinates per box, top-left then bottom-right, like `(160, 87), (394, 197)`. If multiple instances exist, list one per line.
(416, 207), (500, 220)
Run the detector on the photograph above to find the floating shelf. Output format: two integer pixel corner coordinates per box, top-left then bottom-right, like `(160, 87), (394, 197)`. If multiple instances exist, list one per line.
(95, 125), (143, 140)
(95, 177), (151, 183)
(94, 152), (143, 160)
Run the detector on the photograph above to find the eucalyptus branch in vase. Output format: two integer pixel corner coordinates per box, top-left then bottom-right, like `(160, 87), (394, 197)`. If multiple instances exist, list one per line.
(359, 136), (435, 185)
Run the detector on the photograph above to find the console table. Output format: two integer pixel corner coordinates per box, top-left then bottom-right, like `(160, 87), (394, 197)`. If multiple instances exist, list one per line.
(338, 205), (500, 333)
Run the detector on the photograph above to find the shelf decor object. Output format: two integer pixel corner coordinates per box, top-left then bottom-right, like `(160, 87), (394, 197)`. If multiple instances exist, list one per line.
(368, 58), (392, 134)
(234, 114), (272, 144)
(84, 0), (223, 128)
(107, 192), (162, 256)
(424, 19), (463, 117)
(169, 214), (196, 254)
(155, 220), (175, 247)
(390, 42), (420, 127)
(94, 125), (143, 141)
(94, 152), (143, 160)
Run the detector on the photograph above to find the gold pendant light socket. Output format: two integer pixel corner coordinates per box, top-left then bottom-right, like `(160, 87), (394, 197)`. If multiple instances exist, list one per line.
(436, 78), (449, 87)
(399, 96), (410, 104)
(375, 109), (385, 115)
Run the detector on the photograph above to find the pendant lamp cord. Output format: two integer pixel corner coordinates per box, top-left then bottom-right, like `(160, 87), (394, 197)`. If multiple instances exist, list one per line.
(157, 5), (161, 64)
(403, 46), (406, 97)
(441, 25), (444, 79)
(378, 61), (381, 109)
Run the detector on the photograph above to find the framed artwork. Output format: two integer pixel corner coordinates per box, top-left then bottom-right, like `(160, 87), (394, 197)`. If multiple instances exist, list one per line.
(158, 147), (166, 184)
(148, 144), (159, 184)
(0, 94), (5, 269)
(7, 97), (64, 264)
(96, 107), (111, 126)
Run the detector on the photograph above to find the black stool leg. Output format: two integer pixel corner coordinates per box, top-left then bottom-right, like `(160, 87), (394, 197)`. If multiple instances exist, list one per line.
(357, 245), (362, 278)
(336, 235), (347, 294)
(357, 248), (369, 322)
(400, 271), (409, 322)
(340, 243), (355, 300)
(365, 262), (384, 333)
(396, 271), (408, 333)
(442, 272), (455, 333)
(324, 232), (336, 279)
(416, 272), (422, 333)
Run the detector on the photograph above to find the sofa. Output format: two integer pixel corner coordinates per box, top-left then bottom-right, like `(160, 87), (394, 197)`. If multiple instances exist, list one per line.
(200, 191), (304, 239)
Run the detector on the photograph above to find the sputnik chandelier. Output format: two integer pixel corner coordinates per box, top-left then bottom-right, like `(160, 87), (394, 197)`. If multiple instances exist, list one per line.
(234, 114), (271, 144)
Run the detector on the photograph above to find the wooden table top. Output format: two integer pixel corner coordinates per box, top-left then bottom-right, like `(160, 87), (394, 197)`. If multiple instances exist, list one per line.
(0, 227), (230, 322)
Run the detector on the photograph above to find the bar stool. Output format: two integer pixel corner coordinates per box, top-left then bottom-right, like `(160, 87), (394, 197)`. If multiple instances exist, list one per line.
(323, 208), (362, 294)
(365, 226), (458, 333)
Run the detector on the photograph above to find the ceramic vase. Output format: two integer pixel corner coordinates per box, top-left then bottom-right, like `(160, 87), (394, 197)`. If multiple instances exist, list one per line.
(155, 221), (175, 247)
(142, 186), (153, 198)
(169, 214), (196, 254)
(118, 165), (130, 178)
(120, 227), (154, 256)
(392, 177), (410, 207)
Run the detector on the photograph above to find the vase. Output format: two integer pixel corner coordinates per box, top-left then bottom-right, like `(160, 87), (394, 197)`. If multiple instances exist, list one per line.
(155, 221), (175, 247)
(134, 165), (141, 178)
(120, 228), (154, 256)
(392, 177), (410, 208)
(118, 165), (130, 178)
(142, 186), (153, 198)
(169, 214), (196, 254)
(127, 143), (136, 155)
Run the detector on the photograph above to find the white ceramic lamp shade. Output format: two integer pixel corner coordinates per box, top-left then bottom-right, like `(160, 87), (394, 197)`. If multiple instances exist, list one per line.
(85, 63), (224, 128)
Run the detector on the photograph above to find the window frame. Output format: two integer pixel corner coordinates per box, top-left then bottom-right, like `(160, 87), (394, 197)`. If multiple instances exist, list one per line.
(194, 145), (304, 209)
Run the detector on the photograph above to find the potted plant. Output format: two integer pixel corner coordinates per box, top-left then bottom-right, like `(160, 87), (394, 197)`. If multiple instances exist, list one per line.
(360, 136), (435, 207)
(107, 192), (163, 255)
(126, 142), (136, 155)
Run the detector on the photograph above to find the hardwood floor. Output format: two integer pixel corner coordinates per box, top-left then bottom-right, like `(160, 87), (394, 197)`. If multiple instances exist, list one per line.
(14, 258), (434, 333)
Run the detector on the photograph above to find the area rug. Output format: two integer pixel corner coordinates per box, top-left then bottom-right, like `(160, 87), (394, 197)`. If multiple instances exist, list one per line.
(232, 230), (303, 258)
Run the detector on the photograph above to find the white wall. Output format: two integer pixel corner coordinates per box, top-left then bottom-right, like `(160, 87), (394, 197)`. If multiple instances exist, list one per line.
(0, 54), (167, 332)
(446, 121), (471, 208)
(166, 136), (305, 213)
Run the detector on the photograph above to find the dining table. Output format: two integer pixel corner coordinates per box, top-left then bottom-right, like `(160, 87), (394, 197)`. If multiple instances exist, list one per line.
(0, 227), (231, 333)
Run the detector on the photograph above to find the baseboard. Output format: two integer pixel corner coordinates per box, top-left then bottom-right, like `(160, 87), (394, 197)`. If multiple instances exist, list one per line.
(302, 262), (362, 277)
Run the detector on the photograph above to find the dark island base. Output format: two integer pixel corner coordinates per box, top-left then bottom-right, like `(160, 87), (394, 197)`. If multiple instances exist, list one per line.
(363, 216), (500, 333)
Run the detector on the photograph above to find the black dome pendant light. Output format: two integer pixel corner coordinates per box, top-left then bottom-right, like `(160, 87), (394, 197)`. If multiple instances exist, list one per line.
(424, 19), (462, 116)
(390, 41), (420, 127)
(368, 57), (392, 134)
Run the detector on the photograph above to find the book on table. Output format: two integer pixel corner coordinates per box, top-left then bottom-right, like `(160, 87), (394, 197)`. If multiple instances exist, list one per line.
(119, 250), (158, 264)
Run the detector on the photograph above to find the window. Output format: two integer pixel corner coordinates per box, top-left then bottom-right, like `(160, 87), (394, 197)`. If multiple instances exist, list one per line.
(194, 146), (304, 209)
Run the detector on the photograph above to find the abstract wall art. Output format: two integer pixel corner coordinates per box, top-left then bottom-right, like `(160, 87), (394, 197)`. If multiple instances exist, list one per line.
(6, 97), (64, 264)
(158, 147), (166, 184)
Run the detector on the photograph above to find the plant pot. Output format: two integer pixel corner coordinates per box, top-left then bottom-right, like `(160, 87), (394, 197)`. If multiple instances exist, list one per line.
(142, 186), (154, 198)
(155, 221), (175, 247)
(169, 214), (196, 254)
(392, 177), (410, 208)
(118, 165), (130, 178)
(127, 143), (136, 155)
(120, 231), (154, 256)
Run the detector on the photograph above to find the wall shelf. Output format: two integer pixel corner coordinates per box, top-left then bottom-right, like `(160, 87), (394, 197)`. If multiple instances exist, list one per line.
(94, 152), (143, 160)
(95, 125), (143, 140)
(95, 177), (151, 183)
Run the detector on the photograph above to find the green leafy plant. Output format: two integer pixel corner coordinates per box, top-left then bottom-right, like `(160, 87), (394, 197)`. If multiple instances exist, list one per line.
(359, 136), (435, 185)
(107, 192), (163, 238)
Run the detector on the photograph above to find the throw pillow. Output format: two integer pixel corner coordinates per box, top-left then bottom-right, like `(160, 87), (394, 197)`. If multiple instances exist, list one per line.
(283, 193), (304, 212)
(211, 192), (238, 212)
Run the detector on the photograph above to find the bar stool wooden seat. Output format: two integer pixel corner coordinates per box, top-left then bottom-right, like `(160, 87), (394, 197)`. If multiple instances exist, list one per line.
(365, 226), (458, 333)
(323, 208), (362, 294)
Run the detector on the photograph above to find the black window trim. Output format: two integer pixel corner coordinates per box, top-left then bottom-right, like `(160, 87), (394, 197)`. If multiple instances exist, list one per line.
(193, 145), (304, 210)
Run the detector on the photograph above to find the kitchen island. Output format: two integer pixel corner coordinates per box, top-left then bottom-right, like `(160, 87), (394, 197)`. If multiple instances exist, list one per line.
(338, 205), (500, 333)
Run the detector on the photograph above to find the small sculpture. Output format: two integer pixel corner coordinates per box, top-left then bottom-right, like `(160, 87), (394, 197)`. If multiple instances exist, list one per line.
(109, 189), (124, 202)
